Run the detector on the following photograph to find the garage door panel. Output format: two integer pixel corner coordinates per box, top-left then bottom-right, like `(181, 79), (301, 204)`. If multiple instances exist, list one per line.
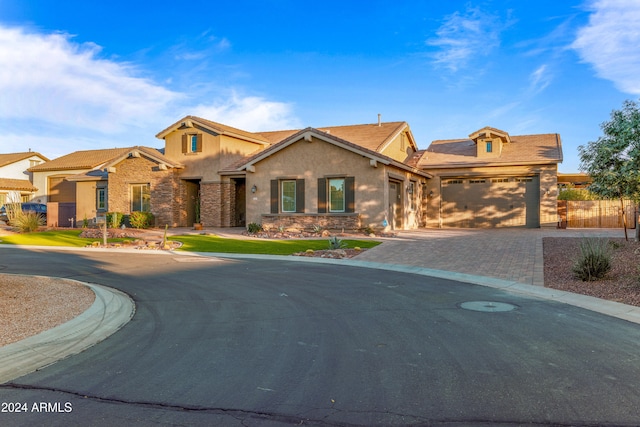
(441, 176), (539, 228)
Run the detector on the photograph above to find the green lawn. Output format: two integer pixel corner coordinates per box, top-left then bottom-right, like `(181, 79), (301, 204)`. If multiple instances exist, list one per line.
(172, 235), (381, 255)
(0, 230), (134, 247)
(0, 230), (381, 255)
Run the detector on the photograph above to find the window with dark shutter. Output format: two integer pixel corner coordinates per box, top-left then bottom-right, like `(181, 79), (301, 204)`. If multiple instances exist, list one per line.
(317, 178), (327, 213)
(345, 176), (355, 213)
(295, 179), (305, 213)
(270, 180), (279, 213)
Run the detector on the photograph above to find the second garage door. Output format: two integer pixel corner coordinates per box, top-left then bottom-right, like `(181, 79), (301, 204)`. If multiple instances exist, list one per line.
(441, 176), (540, 228)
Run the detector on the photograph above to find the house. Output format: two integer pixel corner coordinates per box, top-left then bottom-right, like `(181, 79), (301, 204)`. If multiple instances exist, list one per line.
(156, 116), (431, 231)
(414, 126), (563, 228)
(222, 126), (432, 231)
(25, 119), (563, 231)
(28, 147), (182, 227)
(0, 151), (49, 206)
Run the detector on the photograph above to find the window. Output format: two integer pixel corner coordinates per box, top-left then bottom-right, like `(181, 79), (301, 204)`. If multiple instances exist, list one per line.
(281, 180), (296, 213)
(329, 178), (345, 212)
(96, 188), (106, 211)
(469, 179), (486, 184)
(21, 195), (30, 202)
(270, 179), (305, 213)
(446, 179), (463, 184)
(318, 177), (354, 213)
(131, 183), (150, 212)
(516, 177), (533, 182)
(486, 141), (493, 153)
(492, 178), (509, 183)
(409, 181), (416, 210)
(182, 134), (202, 153)
(29, 160), (40, 167)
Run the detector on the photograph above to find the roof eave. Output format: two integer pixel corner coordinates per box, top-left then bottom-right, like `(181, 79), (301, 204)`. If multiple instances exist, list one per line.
(156, 116), (270, 146)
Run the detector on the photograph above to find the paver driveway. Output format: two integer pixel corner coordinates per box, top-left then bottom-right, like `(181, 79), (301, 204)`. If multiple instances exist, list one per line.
(355, 228), (626, 286)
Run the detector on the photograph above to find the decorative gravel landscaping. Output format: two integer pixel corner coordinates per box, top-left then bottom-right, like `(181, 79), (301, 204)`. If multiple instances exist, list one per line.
(543, 237), (640, 307)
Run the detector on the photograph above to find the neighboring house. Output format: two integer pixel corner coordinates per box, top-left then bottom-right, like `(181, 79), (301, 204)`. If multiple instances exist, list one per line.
(414, 126), (563, 228)
(557, 172), (592, 189)
(28, 147), (182, 227)
(0, 151), (49, 206)
(156, 116), (431, 231)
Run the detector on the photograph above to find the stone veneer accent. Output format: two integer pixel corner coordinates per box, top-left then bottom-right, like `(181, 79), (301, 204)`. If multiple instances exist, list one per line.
(107, 156), (179, 226)
(261, 213), (361, 231)
(200, 181), (235, 227)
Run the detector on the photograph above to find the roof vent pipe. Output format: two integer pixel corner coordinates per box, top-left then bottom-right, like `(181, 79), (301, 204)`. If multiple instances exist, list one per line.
(378, 113), (381, 126)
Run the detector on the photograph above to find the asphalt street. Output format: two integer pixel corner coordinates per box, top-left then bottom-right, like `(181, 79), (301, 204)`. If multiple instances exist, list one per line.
(2, 248), (640, 426)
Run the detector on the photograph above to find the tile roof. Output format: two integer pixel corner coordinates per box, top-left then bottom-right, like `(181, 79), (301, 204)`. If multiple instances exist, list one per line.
(28, 147), (174, 172)
(221, 127), (432, 178)
(0, 178), (37, 191)
(257, 121), (410, 152)
(0, 152), (49, 168)
(156, 116), (271, 144)
(418, 133), (563, 168)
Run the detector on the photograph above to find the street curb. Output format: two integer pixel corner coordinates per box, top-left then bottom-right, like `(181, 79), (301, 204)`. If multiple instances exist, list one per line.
(0, 279), (135, 384)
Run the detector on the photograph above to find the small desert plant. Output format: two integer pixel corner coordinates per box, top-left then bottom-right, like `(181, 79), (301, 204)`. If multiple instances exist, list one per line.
(572, 237), (612, 281)
(12, 212), (45, 232)
(362, 226), (375, 235)
(312, 224), (323, 234)
(82, 215), (90, 228)
(247, 222), (262, 233)
(328, 236), (346, 250)
(4, 202), (21, 224)
(129, 211), (155, 229)
(106, 212), (124, 229)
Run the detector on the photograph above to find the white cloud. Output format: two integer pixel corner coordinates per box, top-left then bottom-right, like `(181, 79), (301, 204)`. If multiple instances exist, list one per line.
(0, 25), (182, 133)
(0, 24), (301, 156)
(572, 0), (640, 94)
(427, 7), (503, 72)
(529, 64), (552, 94)
(192, 93), (301, 131)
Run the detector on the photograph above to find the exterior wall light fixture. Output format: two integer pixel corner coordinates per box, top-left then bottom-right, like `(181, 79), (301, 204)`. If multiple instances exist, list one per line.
(251, 185), (257, 193)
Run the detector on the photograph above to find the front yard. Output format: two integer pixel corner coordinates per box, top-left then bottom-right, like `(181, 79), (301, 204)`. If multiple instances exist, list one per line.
(0, 228), (381, 256)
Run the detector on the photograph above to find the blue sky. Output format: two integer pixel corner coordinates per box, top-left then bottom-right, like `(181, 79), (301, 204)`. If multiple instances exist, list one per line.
(1, 0), (638, 172)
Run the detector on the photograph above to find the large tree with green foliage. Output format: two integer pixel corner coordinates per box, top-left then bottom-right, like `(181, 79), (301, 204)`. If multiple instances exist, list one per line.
(578, 99), (640, 241)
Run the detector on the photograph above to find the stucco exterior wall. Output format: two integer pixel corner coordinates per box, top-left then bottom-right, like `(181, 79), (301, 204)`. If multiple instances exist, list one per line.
(424, 164), (558, 228)
(245, 136), (428, 230)
(1, 155), (44, 181)
(31, 169), (89, 202)
(162, 126), (264, 182)
(75, 181), (102, 223)
(377, 129), (415, 163)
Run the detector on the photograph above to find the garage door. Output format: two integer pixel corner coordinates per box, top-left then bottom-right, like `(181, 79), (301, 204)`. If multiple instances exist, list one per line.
(441, 176), (540, 228)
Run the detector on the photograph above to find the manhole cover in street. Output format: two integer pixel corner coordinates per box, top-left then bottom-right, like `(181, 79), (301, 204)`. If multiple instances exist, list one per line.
(459, 301), (518, 313)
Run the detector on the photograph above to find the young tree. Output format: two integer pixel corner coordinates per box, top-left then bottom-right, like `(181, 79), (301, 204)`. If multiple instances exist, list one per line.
(578, 99), (640, 241)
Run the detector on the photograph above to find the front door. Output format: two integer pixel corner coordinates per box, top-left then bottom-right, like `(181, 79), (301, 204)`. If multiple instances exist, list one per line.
(388, 181), (403, 229)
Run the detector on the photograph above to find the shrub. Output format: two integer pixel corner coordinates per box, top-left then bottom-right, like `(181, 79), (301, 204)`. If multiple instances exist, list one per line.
(328, 236), (346, 250)
(572, 238), (612, 281)
(106, 212), (124, 229)
(12, 212), (45, 233)
(247, 222), (262, 233)
(129, 211), (155, 229)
